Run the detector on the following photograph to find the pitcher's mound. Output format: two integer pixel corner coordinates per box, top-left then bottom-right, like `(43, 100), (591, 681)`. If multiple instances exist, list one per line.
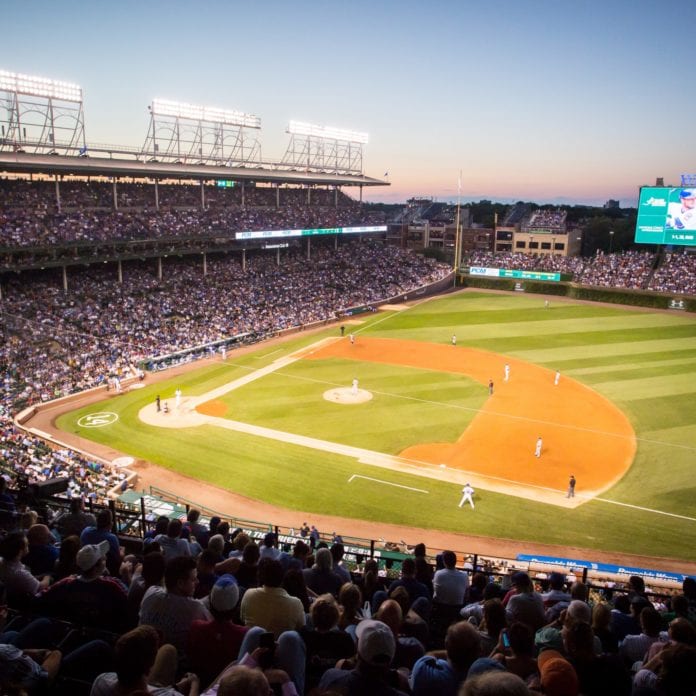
(323, 388), (373, 404)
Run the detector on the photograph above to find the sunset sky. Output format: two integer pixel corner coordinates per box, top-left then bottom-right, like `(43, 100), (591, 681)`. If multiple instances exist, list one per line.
(4, 0), (695, 206)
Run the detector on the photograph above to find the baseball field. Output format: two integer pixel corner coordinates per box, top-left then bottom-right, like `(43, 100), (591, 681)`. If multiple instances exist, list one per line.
(55, 291), (696, 563)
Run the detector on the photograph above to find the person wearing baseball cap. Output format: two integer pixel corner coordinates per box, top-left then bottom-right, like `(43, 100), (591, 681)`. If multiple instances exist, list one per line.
(319, 619), (407, 694)
(75, 540), (111, 572)
(37, 540), (128, 632)
(537, 649), (579, 696)
(666, 189), (696, 230)
(188, 574), (248, 688)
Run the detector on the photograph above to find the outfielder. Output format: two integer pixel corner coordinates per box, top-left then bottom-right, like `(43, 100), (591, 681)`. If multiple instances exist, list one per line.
(459, 483), (475, 509)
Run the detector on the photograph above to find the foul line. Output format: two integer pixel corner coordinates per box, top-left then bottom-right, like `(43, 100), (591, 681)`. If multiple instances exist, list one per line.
(255, 349), (282, 359)
(353, 298), (427, 335)
(348, 474), (429, 494)
(593, 497), (696, 522)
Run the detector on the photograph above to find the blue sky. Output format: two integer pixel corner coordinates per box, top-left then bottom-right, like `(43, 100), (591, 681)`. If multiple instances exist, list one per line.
(4, 1), (695, 206)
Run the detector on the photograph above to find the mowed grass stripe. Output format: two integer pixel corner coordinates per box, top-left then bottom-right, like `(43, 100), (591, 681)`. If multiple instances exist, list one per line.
(580, 366), (696, 390)
(511, 337), (696, 363)
(379, 305), (636, 330)
(592, 374), (695, 401)
(464, 324), (696, 353)
(618, 392), (696, 432)
(556, 354), (696, 375)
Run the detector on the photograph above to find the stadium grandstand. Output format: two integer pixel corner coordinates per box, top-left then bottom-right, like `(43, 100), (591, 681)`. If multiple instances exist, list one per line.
(1, 70), (696, 695)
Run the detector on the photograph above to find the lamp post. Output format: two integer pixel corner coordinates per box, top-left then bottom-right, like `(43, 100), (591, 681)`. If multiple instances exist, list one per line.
(609, 230), (615, 254)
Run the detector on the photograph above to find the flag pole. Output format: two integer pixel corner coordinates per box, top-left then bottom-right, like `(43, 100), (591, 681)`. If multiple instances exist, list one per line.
(453, 170), (462, 287)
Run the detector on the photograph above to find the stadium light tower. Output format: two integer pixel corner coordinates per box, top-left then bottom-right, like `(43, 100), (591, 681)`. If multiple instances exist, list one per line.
(281, 120), (368, 174)
(141, 98), (262, 166)
(0, 69), (86, 155)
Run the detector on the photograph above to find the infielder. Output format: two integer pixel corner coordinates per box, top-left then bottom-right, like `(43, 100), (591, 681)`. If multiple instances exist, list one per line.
(504, 364), (510, 382)
(451, 335), (457, 346)
(534, 436), (543, 458)
(459, 483), (475, 509)
(554, 370), (560, 386)
(349, 333), (355, 345)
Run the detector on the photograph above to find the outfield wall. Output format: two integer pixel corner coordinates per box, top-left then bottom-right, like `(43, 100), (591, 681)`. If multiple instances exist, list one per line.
(460, 274), (696, 312)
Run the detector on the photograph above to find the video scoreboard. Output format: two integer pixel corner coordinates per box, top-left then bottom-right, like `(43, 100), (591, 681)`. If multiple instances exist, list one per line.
(635, 187), (696, 247)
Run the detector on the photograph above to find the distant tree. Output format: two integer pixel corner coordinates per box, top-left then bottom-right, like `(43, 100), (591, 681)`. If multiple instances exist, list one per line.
(579, 213), (638, 255)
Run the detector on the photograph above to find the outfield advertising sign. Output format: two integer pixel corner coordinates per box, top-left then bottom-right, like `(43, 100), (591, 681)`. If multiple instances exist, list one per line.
(635, 187), (696, 246)
(469, 267), (561, 282)
(516, 554), (691, 584)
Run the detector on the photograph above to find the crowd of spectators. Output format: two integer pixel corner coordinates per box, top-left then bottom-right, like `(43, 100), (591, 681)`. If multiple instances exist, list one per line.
(522, 209), (567, 231)
(0, 180), (383, 248)
(647, 253), (696, 296)
(0, 423), (127, 504)
(577, 251), (656, 290)
(1, 241), (449, 411)
(466, 250), (665, 292)
(0, 179), (358, 212)
(0, 510), (694, 695)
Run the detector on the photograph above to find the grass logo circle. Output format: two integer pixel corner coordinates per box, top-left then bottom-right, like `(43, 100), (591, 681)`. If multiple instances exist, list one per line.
(77, 412), (119, 428)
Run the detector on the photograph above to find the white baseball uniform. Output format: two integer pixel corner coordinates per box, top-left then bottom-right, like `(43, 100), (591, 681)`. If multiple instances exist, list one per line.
(459, 484), (475, 509)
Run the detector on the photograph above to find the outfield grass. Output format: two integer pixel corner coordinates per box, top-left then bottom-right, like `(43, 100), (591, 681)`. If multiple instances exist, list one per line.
(57, 293), (696, 562)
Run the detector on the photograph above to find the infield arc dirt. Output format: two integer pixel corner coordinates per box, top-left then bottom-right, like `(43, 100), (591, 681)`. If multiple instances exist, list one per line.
(303, 336), (636, 497)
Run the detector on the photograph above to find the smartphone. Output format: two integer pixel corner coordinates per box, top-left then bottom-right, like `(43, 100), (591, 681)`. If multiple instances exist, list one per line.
(258, 632), (275, 669)
(502, 629), (510, 649)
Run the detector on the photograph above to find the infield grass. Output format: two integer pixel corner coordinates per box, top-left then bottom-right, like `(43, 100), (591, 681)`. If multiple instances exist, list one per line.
(57, 292), (696, 562)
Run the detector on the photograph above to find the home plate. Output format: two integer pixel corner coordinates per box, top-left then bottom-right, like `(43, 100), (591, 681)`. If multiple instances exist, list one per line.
(112, 456), (135, 468)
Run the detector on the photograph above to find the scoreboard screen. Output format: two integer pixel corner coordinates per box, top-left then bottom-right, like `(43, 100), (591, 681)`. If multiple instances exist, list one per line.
(635, 187), (696, 246)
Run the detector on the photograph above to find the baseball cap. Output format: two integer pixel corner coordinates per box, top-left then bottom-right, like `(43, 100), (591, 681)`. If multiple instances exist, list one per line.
(355, 619), (396, 665)
(467, 657), (506, 679)
(76, 540), (110, 571)
(538, 650), (579, 696)
(209, 574), (239, 612)
(679, 189), (696, 199)
(535, 627), (564, 652)
(409, 655), (458, 696)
